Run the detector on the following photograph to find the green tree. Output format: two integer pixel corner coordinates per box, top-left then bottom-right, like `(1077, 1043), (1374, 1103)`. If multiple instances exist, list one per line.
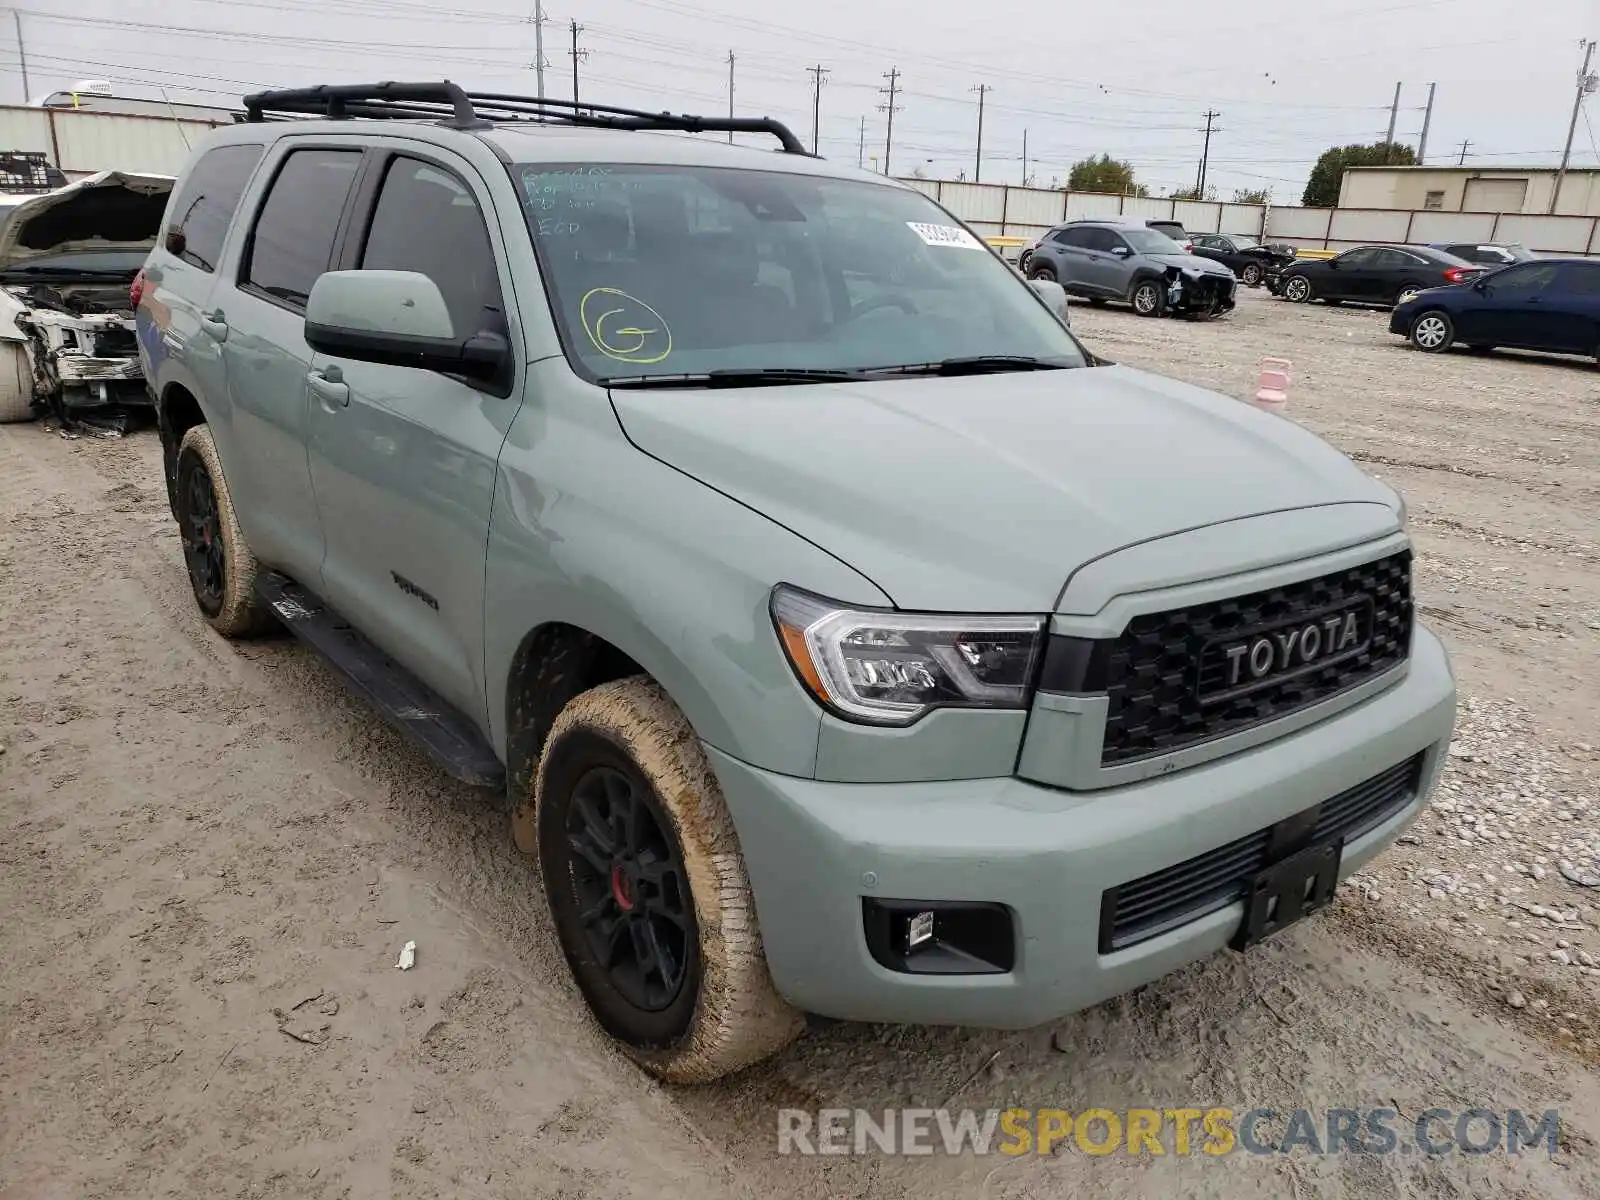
(1067, 153), (1147, 196)
(1233, 186), (1271, 205)
(1168, 184), (1217, 201)
(1302, 142), (1416, 207)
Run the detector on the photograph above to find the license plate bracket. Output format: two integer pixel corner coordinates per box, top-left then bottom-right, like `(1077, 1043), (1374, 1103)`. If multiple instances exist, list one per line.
(1229, 840), (1343, 951)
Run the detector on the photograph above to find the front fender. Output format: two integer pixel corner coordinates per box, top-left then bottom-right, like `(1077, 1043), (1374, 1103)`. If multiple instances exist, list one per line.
(483, 367), (890, 780)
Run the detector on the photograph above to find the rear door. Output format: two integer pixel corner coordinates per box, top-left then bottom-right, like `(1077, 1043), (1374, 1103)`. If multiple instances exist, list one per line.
(211, 143), (364, 581)
(1365, 248), (1424, 302)
(1046, 226), (1104, 294)
(305, 147), (523, 724)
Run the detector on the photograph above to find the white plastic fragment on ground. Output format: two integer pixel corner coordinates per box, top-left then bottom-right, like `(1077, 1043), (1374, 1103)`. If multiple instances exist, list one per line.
(396, 940), (417, 970)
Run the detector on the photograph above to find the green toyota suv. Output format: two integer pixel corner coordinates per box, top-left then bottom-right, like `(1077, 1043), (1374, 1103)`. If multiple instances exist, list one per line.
(135, 83), (1456, 1083)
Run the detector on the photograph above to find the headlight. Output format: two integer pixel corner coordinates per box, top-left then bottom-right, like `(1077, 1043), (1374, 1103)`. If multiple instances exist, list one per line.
(771, 586), (1045, 725)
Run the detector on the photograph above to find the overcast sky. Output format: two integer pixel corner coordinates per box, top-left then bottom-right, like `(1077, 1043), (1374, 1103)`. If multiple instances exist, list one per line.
(10, 0), (1600, 201)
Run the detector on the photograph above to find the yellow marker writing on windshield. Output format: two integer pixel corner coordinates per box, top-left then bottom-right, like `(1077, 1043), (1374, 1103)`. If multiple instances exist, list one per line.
(580, 287), (673, 364)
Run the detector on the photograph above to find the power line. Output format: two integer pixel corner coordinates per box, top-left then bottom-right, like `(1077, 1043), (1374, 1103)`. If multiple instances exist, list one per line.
(878, 67), (901, 176)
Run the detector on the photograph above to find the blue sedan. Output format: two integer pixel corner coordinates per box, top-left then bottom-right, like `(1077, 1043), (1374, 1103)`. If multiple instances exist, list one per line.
(1390, 258), (1600, 360)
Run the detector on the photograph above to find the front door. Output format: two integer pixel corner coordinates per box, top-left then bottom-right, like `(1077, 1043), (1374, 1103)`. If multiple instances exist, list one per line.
(1471, 261), (1564, 349)
(305, 150), (525, 726)
(1323, 248), (1376, 301)
(213, 144), (364, 580)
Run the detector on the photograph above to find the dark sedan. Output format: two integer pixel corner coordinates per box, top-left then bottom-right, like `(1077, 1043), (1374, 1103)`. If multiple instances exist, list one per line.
(1390, 257), (1600, 359)
(1189, 233), (1297, 287)
(1273, 244), (1484, 307)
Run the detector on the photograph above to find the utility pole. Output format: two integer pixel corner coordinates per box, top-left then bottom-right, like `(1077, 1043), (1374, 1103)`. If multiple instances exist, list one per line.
(530, 1), (546, 100)
(877, 68), (902, 176)
(806, 64), (829, 155)
(12, 10), (28, 103)
(1457, 139), (1472, 165)
(726, 50), (735, 143)
(971, 83), (991, 183)
(568, 20), (587, 114)
(1417, 81), (1436, 164)
(1196, 110), (1220, 197)
(1552, 39), (1598, 214)
(1021, 127), (1029, 187)
(1384, 81), (1402, 161)
(858, 115), (866, 168)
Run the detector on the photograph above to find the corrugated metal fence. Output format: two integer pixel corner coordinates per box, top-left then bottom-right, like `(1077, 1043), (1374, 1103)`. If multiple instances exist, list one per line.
(0, 105), (224, 178)
(902, 177), (1600, 256)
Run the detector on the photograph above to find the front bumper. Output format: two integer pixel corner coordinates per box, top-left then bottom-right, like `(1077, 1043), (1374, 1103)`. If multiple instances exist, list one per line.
(711, 624), (1455, 1028)
(1388, 303), (1419, 335)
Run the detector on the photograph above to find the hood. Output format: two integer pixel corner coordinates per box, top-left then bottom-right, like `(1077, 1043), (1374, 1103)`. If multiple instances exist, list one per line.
(1150, 252), (1233, 275)
(610, 366), (1394, 613)
(0, 171), (174, 270)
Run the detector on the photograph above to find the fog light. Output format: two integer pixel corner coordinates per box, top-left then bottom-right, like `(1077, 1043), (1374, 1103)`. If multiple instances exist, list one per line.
(862, 898), (1015, 975)
(906, 910), (936, 952)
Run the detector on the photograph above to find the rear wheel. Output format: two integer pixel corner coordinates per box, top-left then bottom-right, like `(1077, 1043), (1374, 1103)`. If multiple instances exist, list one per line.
(1130, 278), (1165, 317)
(1395, 283), (1424, 306)
(534, 678), (802, 1082)
(1241, 262), (1264, 287)
(175, 425), (276, 637)
(1282, 275), (1312, 303)
(1409, 310), (1455, 353)
(1027, 261), (1057, 284)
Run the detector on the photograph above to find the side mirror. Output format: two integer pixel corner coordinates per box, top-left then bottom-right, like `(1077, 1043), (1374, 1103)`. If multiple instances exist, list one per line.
(1028, 277), (1071, 327)
(1110, 245), (1133, 258)
(304, 270), (508, 383)
(1472, 278), (1489, 293)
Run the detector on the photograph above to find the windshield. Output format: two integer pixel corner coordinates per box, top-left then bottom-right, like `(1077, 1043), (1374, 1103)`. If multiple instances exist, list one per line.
(1122, 228), (1184, 254)
(1230, 235), (1261, 249)
(516, 163), (1085, 382)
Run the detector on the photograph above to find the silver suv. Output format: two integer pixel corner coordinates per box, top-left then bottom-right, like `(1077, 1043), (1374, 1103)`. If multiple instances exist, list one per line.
(1028, 216), (1238, 317)
(135, 82), (1454, 1083)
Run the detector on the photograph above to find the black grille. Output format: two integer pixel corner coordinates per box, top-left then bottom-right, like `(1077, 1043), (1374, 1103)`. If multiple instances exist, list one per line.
(1099, 550), (1412, 766)
(1099, 754), (1422, 952)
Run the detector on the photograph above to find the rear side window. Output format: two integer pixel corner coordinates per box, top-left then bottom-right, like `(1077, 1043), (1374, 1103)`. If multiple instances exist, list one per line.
(1558, 262), (1600, 294)
(357, 156), (505, 338)
(164, 143), (264, 272)
(1050, 227), (1089, 247)
(243, 148), (362, 309)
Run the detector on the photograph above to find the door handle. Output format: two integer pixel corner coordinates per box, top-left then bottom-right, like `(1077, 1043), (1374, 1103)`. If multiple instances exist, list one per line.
(199, 310), (229, 341)
(308, 366), (349, 409)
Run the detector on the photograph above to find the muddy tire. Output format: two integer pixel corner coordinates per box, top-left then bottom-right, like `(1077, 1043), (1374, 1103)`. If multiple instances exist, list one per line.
(0, 343), (36, 424)
(533, 677), (802, 1083)
(175, 425), (276, 637)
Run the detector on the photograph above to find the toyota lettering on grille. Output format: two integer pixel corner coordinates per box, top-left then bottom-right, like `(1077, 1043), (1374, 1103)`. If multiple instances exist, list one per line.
(1197, 597), (1375, 705)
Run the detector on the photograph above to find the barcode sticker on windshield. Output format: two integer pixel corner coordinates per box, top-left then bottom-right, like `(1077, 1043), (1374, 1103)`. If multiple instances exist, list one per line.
(906, 222), (987, 250)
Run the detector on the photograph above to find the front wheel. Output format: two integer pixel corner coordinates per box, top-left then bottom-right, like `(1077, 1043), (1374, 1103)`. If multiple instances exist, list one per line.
(1409, 310), (1455, 353)
(0, 342), (35, 423)
(1282, 275), (1312, 303)
(534, 678), (802, 1083)
(175, 425), (276, 637)
(1130, 279), (1166, 317)
(1241, 262), (1264, 287)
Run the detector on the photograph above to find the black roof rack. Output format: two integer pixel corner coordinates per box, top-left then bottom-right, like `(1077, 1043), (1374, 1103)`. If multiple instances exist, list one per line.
(242, 81), (811, 155)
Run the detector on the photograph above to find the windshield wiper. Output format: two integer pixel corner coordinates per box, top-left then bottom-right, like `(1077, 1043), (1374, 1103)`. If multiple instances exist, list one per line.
(874, 354), (1078, 377)
(603, 367), (862, 389)
(0, 265), (139, 280)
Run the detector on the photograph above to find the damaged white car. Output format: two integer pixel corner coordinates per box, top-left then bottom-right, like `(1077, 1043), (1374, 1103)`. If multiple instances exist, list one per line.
(0, 171), (174, 427)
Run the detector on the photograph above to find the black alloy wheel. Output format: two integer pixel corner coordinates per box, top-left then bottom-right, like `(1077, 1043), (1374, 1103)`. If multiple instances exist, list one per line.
(178, 456), (226, 617)
(557, 759), (696, 1016)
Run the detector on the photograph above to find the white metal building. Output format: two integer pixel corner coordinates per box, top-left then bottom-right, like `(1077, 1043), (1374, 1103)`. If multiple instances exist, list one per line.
(1338, 165), (1600, 217)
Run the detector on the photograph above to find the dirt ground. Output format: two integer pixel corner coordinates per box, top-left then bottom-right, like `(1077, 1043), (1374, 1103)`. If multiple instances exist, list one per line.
(3, 287), (1599, 1199)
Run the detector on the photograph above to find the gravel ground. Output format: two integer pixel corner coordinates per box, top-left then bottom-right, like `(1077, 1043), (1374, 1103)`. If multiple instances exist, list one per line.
(3, 286), (1599, 1198)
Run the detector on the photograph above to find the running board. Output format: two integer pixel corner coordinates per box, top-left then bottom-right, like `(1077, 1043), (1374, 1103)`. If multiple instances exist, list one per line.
(256, 573), (505, 789)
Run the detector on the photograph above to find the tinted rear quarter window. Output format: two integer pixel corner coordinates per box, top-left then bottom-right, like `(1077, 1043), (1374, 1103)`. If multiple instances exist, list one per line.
(244, 148), (362, 308)
(164, 143), (265, 272)
(1556, 262), (1600, 294)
